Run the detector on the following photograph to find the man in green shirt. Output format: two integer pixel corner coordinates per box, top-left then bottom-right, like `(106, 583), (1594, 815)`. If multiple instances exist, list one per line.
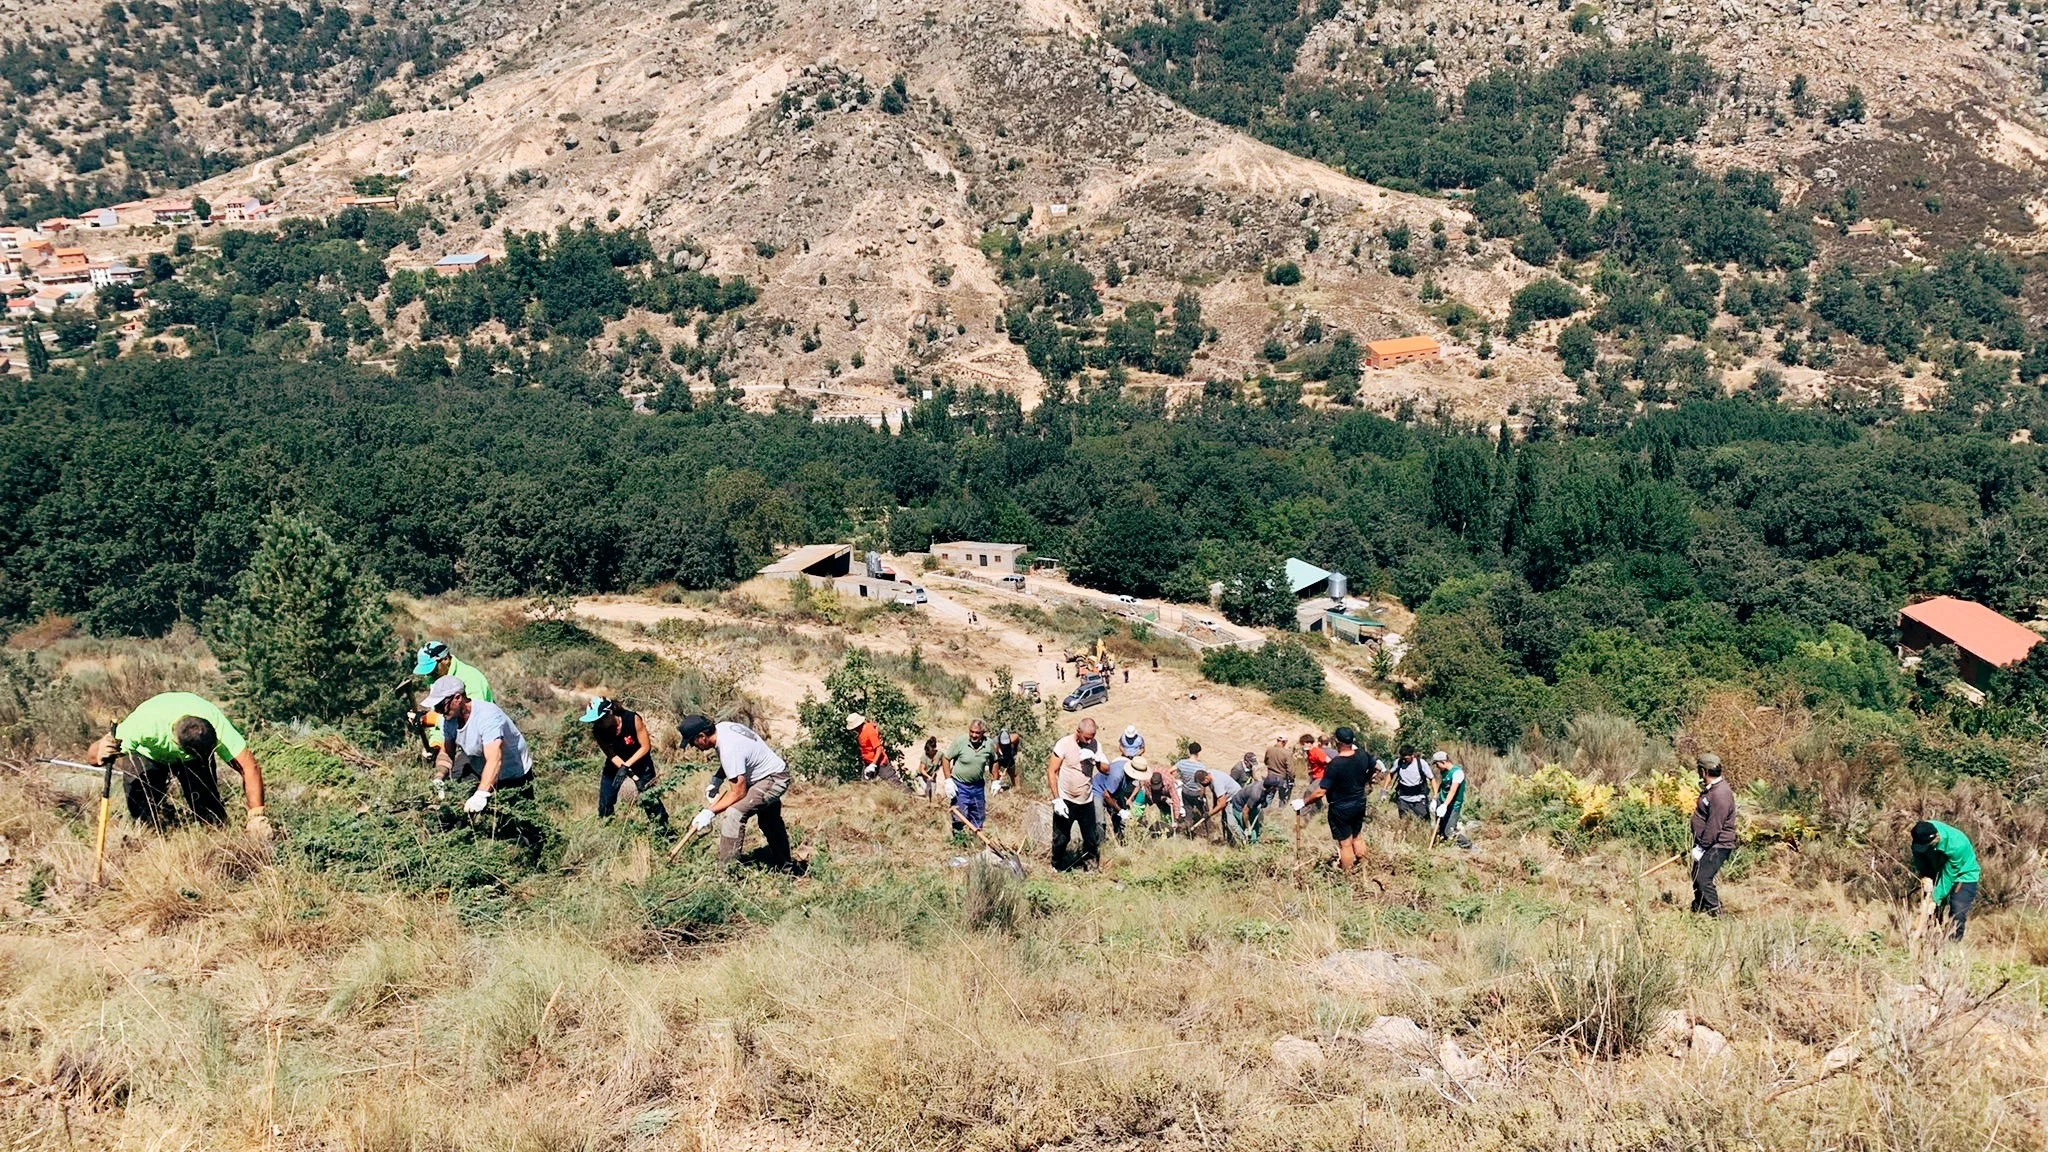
(942, 719), (998, 836)
(86, 692), (270, 838)
(1910, 820), (1982, 941)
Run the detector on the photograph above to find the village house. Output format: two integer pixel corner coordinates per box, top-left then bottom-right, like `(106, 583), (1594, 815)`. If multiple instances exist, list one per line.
(217, 195), (277, 223)
(1364, 335), (1441, 369)
(77, 207), (120, 230)
(89, 262), (145, 288)
(1899, 596), (2044, 688)
(337, 194), (400, 210)
(930, 541), (1028, 574)
(31, 284), (83, 314)
(432, 252), (493, 275)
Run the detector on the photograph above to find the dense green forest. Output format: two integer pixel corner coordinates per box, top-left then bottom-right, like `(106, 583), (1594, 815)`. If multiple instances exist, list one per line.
(5, 349), (2048, 767)
(0, 0), (455, 218)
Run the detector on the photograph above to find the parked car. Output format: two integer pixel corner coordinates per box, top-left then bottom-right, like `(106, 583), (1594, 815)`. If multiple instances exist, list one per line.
(999, 574), (1027, 591)
(1114, 594), (1138, 605)
(1061, 677), (1109, 711)
(911, 585), (928, 604)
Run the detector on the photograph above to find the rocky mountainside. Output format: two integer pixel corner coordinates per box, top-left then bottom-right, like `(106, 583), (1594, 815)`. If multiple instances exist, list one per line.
(21, 0), (2048, 416)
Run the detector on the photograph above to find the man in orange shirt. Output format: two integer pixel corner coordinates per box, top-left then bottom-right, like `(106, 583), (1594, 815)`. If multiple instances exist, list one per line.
(847, 712), (894, 781)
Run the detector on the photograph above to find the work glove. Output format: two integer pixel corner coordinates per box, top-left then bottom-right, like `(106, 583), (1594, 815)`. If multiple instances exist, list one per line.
(1689, 846), (1705, 863)
(990, 780), (1004, 795)
(432, 778), (449, 802)
(244, 806), (273, 841)
(1432, 802), (1447, 819)
(1053, 797), (1070, 818)
(1290, 798), (1305, 812)
(463, 790), (491, 814)
(939, 778), (956, 802)
(691, 808), (716, 833)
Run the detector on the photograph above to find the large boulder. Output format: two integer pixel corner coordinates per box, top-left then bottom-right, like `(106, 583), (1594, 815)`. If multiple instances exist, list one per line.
(1357, 1015), (1433, 1054)
(1270, 1035), (1326, 1077)
(1307, 950), (1442, 998)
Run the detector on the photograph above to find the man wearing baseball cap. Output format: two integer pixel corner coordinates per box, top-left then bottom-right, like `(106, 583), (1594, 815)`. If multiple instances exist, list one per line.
(681, 714), (792, 867)
(413, 642), (492, 782)
(581, 695), (669, 831)
(421, 675), (531, 813)
(1690, 753), (1737, 916)
(1294, 726), (1374, 874)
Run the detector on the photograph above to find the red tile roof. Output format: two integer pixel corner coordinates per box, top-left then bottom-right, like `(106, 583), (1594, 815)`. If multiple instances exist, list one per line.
(1901, 596), (2042, 669)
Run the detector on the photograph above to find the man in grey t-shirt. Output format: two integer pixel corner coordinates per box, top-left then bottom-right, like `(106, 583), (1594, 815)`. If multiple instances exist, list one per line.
(681, 714), (792, 866)
(422, 675), (532, 814)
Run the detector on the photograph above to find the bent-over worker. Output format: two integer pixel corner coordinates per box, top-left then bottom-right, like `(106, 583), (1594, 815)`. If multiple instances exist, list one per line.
(582, 696), (669, 830)
(88, 692), (271, 839)
(1910, 820), (1981, 941)
(422, 675), (533, 814)
(683, 714), (793, 866)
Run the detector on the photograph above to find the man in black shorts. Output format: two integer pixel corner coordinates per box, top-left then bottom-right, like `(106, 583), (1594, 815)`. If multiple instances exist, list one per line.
(1294, 726), (1374, 873)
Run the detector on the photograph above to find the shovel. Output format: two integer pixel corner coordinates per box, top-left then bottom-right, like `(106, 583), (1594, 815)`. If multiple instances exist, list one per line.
(1639, 851), (1686, 879)
(952, 805), (1028, 878)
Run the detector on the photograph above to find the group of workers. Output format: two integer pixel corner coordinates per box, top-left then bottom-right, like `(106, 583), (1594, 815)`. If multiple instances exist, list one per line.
(67, 638), (1985, 942)
(889, 714), (1474, 875)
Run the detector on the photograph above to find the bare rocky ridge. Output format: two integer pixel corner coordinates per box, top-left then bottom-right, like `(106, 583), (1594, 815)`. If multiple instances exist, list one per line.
(43, 0), (2048, 415)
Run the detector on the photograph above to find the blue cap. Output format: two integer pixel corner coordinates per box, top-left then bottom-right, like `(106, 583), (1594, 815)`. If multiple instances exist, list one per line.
(580, 696), (611, 723)
(412, 641), (449, 676)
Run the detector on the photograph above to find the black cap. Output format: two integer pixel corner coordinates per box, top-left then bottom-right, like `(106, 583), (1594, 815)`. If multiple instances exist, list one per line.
(1911, 821), (1937, 845)
(678, 714), (715, 743)
(1333, 726), (1358, 747)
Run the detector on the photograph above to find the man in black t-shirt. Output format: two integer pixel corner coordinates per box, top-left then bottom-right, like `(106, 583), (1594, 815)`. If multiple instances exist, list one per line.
(1294, 726), (1375, 874)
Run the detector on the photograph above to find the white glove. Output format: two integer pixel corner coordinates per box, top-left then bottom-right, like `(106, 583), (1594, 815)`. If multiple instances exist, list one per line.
(990, 780), (1004, 795)
(432, 778), (449, 801)
(463, 790), (491, 814)
(1432, 802), (1447, 818)
(1690, 846), (1705, 863)
(691, 808), (716, 833)
(939, 778), (956, 802)
(1053, 797), (1070, 818)
(1290, 798), (1305, 812)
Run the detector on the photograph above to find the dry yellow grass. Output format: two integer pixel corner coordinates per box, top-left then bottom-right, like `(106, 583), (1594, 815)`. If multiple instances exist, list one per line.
(0, 766), (2042, 1151)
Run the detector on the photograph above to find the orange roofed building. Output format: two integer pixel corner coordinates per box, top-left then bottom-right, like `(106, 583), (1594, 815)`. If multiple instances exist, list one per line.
(1899, 596), (2043, 687)
(1365, 335), (1441, 369)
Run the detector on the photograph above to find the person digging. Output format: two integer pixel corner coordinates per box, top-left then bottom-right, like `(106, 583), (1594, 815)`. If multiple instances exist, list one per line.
(848, 712), (895, 782)
(86, 692), (272, 840)
(682, 715), (793, 868)
(413, 641), (493, 795)
(1429, 750), (1473, 849)
(1909, 820), (1981, 942)
(420, 675), (534, 815)
(581, 696), (670, 832)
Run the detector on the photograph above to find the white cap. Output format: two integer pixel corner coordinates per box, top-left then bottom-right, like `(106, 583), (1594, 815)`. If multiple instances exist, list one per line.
(1431, 750), (1449, 763)
(845, 713), (866, 731)
(1123, 725), (1139, 740)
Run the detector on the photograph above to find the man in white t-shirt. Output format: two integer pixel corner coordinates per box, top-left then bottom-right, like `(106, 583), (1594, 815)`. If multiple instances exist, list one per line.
(1045, 717), (1103, 871)
(421, 675), (532, 814)
(681, 714), (792, 866)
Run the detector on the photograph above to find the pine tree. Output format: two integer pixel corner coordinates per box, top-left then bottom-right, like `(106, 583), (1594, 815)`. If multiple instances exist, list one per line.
(206, 512), (395, 727)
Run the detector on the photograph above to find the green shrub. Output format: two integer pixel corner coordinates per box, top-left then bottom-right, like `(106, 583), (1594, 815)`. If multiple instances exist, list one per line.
(1524, 922), (1678, 1058)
